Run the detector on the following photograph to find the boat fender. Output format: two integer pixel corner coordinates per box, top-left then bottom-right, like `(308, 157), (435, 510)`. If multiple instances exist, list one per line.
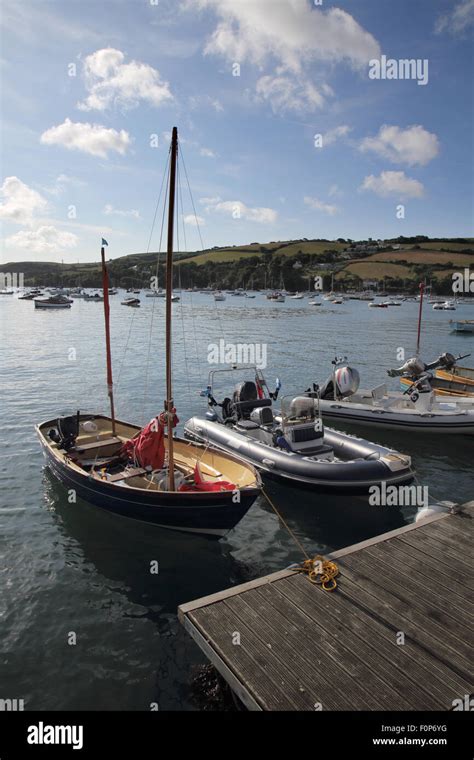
(274, 431), (292, 452)
(82, 420), (98, 433)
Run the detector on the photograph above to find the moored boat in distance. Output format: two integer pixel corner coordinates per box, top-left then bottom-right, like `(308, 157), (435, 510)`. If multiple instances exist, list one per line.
(433, 300), (456, 310)
(84, 292), (104, 301)
(121, 297), (140, 307)
(19, 289), (43, 300)
(450, 319), (474, 333)
(34, 295), (72, 309)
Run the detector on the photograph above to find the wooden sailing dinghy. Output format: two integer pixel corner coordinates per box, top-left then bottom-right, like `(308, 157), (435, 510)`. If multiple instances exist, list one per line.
(36, 127), (261, 535)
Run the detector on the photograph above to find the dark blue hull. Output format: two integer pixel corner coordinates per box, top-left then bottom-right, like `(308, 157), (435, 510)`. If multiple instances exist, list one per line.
(38, 436), (258, 537)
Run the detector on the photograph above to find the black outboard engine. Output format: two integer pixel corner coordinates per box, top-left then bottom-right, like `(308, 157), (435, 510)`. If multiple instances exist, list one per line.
(232, 381), (272, 420)
(233, 381), (258, 405)
(48, 411), (80, 451)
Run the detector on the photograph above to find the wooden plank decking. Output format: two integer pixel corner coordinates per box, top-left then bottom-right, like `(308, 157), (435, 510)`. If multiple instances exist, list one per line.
(178, 502), (474, 711)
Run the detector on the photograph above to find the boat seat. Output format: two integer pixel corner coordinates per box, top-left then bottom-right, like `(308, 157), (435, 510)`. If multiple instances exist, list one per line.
(236, 419), (259, 431)
(371, 383), (388, 400)
(104, 467), (147, 483)
(76, 436), (122, 452)
(233, 398), (272, 417)
(303, 444), (334, 457)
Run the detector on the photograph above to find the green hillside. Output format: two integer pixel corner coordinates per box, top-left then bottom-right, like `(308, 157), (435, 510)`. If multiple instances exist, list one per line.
(1, 237), (472, 293)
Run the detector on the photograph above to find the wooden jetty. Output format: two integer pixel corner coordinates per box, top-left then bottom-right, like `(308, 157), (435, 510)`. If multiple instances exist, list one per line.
(178, 502), (474, 710)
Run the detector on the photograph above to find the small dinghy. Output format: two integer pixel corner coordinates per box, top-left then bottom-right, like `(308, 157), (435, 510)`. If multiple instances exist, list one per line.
(184, 367), (414, 492)
(34, 295), (72, 309)
(313, 356), (474, 434)
(433, 300), (456, 310)
(19, 289), (43, 300)
(37, 413), (260, 536)
(84, 292), (104, 301)
(450, 320), (474, 333)
(121, 297), (140, 307)
(36, 129), (261, 536)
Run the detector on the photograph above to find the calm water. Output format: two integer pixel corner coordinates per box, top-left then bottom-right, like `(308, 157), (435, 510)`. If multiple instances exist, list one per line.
(1, 292), (473, 710)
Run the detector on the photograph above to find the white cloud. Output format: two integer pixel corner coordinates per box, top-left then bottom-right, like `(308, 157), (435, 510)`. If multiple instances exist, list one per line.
(203, 196), (277, 223)
(187, 1), (379, 114)
(200, 147), (216, 157)
(189, 95), (224, 112)
(321, 125), (352, 146)
(256, 74), (326, 113)
(40, 119), (131, 158)
(360, 171), (424, 199)
(190, 0), (380, 72)
(43, 174), (86, 196)
(304, 196), (339, 215)
(6, 225), (78, 254)
(199, 196), (221, 208)
(435, 0), (474, 34)
(328, 184), (342, 198)
(183, 214), (205, 226)
(359, 125), (439, 166)
(77, 48), (173, 111)
(104, 203), (141, 219)
(0, 176), (47, 224)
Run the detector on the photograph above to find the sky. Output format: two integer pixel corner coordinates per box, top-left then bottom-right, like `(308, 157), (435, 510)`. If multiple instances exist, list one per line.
(0, 0), (473, 264)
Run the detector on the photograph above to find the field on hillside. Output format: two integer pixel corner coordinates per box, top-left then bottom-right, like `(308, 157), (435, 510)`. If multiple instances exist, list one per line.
(419, 242), (474, 252)
(176, 248), (263, 265)
(361, 250), (474, 265)
(338, 262), (414, 280)
(431, 269), (459, 281)
(276, 241), (345, 257)
(177, 240), (346, 264)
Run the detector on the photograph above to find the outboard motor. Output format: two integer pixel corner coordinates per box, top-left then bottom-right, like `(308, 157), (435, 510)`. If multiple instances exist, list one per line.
(233, 381), (258, 404)
(48, 411), (80, 451)
(232, 381), (272, 420)
(319, 366), (360, 400)
(387, 356), (426, 379)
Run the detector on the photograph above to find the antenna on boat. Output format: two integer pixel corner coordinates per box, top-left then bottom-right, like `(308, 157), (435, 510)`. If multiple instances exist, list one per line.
(101, 241), (116, 435)
(165, 127), (178, 490)
(416, 281), (424, 356)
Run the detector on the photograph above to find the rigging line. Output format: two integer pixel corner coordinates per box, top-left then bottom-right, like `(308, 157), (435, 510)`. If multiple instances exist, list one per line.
(141, 147), (172, 421)
(114, 309), (136, 394)
(175, 159), (192, 403)
(177, 158), (201, 398)
(261, 487), (310, 561)
(181, 145), (231, 374)
(115, 148), (171, 406)
(177, 147), (206, 387)
(179, 147), (205, 252)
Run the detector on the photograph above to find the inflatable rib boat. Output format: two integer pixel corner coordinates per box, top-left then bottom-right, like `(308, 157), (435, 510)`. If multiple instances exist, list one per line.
(313, 355), (474, 434)
(184, 369), (414, 492)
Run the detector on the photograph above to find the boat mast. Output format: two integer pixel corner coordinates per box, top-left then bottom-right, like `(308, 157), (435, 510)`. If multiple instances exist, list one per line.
(101, 244), (116, 435)
(165, 127), (178, 490)
(416, 281), (424, 356)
